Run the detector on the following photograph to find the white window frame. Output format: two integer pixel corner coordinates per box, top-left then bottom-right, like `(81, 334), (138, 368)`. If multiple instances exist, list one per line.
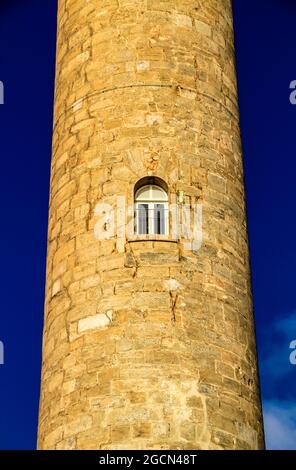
(135, 184), (169, 236)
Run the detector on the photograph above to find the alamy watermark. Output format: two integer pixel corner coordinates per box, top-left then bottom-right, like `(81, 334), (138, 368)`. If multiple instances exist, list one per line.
(0, 341), (4, 365)
(289, 80), (296, 104)
(290, 340), (296, 365)
(93, 197), (203, 252)
(0, 81), (4, 105)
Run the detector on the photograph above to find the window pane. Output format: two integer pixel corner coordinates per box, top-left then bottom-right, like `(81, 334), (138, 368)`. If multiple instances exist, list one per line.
(136, 184), (168, 202)
(151, 186), (167, 201)
(137, 204), (149, 234)
(154, 204), (165, 235)
(135, 186), (151, 201)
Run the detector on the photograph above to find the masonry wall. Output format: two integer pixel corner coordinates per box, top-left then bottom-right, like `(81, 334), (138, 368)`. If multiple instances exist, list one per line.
(38, 0), (265, 450)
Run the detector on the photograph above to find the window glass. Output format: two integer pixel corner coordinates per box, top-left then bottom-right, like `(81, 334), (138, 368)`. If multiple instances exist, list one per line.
(135, 184), (168, 236)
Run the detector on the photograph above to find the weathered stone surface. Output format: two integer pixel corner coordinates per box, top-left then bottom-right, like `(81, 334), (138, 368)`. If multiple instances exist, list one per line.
(78, 311), (113, 332)
(38, 0), (264, 451)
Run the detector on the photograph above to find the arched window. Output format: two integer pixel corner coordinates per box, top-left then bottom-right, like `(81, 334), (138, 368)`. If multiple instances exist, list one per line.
(135, 183), (169, 236)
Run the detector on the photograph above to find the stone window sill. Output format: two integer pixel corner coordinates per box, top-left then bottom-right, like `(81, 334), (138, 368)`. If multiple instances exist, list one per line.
(127, 235), (178, 243)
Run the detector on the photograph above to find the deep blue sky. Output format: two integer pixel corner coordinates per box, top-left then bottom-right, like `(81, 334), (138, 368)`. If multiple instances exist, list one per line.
(0, 0), (295, 450)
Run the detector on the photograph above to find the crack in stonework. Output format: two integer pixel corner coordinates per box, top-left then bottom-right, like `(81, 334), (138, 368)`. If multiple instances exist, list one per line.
(105, 311), (113, 325)
(169, 291), (178, 323)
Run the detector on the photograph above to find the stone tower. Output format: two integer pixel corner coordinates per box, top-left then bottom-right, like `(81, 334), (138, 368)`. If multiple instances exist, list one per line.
(38, 0), (264, 450)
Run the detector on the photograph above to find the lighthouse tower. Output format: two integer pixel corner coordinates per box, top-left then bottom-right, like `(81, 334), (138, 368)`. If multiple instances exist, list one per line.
(38, 0), (264, 450)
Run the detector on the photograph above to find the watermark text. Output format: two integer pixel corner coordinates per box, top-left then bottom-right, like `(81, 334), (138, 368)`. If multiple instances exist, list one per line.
(0, 81), (4, 105)
(290, 340), (296, 365)
(93, 197), (203, 253)
(0, 341), (4, 365)
(289, 80), (296, 104)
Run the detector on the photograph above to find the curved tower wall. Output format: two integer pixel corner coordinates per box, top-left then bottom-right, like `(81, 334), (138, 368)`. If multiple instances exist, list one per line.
(38, 0), (264, 450)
